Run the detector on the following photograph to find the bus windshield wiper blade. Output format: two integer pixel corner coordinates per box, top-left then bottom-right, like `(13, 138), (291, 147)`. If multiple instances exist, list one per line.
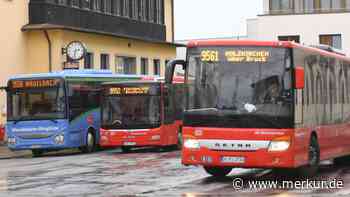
(49, 119), (58, 124)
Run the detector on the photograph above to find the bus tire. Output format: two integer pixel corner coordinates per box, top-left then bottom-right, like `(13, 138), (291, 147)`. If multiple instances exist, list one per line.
(203, 166), (232, 177)
(32, 150), (44, 157)
(334, 155), (350, 166)
(80, 130), (96, 154)
(121, 146), (132, 153)
(296, 135), (320, 177)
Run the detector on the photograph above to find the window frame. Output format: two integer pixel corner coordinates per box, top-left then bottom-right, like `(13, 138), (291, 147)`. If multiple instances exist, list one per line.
(319, 34), (342, 49)
(100, 53), (110, 70)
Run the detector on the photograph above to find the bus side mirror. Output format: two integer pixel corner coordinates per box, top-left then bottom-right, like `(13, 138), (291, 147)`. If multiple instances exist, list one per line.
(165, 59), (186, 84)
(295, 66), (305, 89)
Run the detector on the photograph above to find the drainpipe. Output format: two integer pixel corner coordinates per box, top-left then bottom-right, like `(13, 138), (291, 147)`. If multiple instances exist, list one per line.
(44, 30), (52, 72)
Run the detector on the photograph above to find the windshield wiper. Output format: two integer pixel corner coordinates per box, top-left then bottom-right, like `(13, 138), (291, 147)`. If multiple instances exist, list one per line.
(49, 119), (58, 124)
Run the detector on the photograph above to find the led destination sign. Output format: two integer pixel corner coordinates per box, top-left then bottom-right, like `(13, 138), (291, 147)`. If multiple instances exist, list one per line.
(109, 87), (151, 95)
(200, 49), (270, 63)
(11, 79), (59, 89)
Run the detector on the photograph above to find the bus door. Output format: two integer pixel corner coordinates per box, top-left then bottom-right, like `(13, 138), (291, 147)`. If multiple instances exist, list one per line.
(162, 86), (177, 145)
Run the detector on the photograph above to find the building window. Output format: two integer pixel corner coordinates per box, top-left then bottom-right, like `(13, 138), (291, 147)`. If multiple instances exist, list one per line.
(303, 0), (315, 12)
(101, 54), (110, 69)
(93, 0), (102, 11)
(84, 52), (94, 69)
(138, 0), (147, 21)
(57, 0), (68, 5)
(104, 0), (112, 14)
(278, 35), (300, 43)
(270, 0), (293, 12)
(71, 0), (80, 7)
(141, 58), (149, 75)
(304, 0), (347, 12)
(122, 0), (130, 17)
(148, 0), (155, 22)
(320, 34), (342, 49)
(115, 56), (137, 74)
(81, 0), (91, 9)
(153, 59), (160, 76)
(320, 0), (332, 10)
(332, 0), (343, 10)
(155, 0), (164, 24)
(132, 0), (139, 19)
(114, 0), (122, 16)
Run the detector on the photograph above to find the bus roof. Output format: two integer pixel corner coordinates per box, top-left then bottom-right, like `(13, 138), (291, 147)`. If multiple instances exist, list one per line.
(187, 39), (350, 62)
(9, 69), (145, 80)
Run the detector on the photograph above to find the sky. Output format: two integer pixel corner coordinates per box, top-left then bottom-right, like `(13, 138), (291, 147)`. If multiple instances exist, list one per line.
(174, 0), (262, 41)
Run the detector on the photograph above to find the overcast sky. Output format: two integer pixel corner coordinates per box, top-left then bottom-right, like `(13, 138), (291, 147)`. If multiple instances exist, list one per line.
(174, 0), (262, 41)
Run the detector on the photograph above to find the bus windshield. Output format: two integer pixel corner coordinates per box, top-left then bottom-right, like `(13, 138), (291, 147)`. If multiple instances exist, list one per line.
(185, 46), (294, 128)
(7, 79), (66, 121)
(101, 84), (161, 129)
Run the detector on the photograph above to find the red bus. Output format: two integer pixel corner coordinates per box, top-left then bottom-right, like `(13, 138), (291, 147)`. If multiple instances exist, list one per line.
(165, 40), (350, 177)
(99, 81), (184, 152)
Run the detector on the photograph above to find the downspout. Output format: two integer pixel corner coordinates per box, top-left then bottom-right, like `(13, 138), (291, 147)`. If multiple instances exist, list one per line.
(44, 30), (52, 72)
(171, 0), (174, 42)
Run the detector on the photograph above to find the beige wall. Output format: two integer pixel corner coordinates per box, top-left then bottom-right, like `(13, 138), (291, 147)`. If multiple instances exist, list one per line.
(0, 0), (29, 123)
(52, 30), (176, 75)
(164, 0), (174, 43)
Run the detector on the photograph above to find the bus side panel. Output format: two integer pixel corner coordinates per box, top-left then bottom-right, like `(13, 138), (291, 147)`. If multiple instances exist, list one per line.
(67, 108), (100, 148)
(293, 47), (350, 165)
(66, 81), (101, 147)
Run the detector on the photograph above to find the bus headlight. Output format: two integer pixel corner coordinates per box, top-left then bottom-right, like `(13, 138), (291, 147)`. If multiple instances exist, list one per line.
(8, 137), (16, 145)
(184, 139), (200, 149)
(268, 136), (291, 152)
(54, 134), (65, 145)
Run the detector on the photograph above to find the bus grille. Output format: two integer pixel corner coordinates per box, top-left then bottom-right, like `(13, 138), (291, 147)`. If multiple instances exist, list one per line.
(17, 133), (54, 139)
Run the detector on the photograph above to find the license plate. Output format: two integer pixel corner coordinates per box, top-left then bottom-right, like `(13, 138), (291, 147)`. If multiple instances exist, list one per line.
(221, 156), (245, 164)
(31, 145), (42, 149)
(123, 142), (136, 146)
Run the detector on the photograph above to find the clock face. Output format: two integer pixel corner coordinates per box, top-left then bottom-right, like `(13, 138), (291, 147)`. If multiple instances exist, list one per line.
(66, 41), (86, 61)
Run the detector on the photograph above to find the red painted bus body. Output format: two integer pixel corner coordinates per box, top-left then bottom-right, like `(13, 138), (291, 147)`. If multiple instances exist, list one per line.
(166, 39), (350, 176)
(100, 81), (184, 151)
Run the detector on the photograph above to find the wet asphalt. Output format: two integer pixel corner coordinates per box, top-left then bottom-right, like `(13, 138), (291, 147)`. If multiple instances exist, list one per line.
(0, 147), (349, 197)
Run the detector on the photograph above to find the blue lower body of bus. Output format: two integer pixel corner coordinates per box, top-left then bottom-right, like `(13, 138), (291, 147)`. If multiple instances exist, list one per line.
(6, 119), (98, 151)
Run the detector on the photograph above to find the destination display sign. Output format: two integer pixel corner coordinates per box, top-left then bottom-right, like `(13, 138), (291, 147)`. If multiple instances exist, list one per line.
(11, 79), (59, 89)
(109, 87), (151, 95)
(200, 49), (270, 63)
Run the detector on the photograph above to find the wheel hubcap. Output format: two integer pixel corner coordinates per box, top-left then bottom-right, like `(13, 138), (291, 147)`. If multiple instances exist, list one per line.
(87, 133), (94, 150)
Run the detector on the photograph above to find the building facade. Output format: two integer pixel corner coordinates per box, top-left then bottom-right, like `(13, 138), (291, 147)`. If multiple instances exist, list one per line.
(247, 0), (350, 54)
(0, 0), (177, 123)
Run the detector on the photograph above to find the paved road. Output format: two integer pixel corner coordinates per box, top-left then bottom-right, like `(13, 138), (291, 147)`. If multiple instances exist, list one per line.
(0, 147), (349, 197)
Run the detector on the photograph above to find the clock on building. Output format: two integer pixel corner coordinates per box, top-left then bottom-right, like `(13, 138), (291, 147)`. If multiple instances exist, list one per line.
(66, 41), (86, 61)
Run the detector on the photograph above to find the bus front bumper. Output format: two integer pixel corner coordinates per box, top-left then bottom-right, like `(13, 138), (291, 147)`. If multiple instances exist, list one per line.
(100, 128), (165, 147)
(182, 146), (295, 169)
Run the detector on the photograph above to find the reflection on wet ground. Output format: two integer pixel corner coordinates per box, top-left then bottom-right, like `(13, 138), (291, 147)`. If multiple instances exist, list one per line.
(0, 147), (349, 197)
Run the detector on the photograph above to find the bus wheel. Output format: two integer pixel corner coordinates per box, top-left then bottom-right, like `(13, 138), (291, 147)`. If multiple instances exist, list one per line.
(32, 150), (44, 157)
(204, 166), (232, 177)
(334, 155), (350, 166)
(121, 146), (131, 153)
(80, 131), (96, 154)
(297, 135), (320, 177)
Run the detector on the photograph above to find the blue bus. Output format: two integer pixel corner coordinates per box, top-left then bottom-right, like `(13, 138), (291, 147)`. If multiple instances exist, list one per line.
(6, 70), (143, 156)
